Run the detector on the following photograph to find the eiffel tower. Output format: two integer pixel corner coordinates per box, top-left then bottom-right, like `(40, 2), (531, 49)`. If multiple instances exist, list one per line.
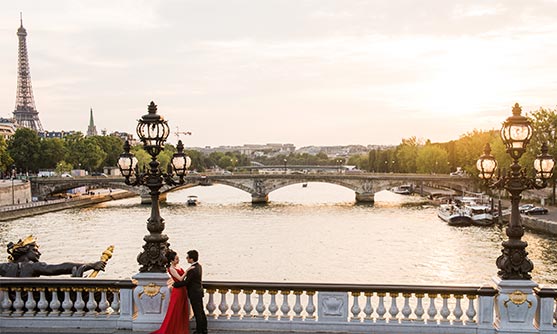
(13, 13), (43, 132)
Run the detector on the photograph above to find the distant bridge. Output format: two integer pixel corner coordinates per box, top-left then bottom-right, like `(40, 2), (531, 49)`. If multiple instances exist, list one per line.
(30, 173), (477, 204)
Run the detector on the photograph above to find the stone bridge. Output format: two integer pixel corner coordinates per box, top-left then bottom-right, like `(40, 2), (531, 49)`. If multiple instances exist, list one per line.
(31, 173), (477, 204)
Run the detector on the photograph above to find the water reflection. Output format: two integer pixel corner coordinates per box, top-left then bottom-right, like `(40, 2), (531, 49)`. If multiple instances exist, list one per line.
(0, 183), (555, 285)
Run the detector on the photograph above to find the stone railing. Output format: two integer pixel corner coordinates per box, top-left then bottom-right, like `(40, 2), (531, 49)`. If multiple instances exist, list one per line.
(535, 287), (557, 333)
(1, 279), (555, 333)
(0, 278), (135, 330)
(202, 281), (499, 333)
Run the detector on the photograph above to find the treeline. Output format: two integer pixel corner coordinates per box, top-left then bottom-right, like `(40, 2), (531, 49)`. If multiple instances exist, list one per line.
(1, 107), (555, 177)
(347, 107), (557, 176)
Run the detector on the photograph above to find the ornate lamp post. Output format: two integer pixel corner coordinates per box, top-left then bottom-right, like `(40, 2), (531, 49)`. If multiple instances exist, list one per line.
(476, 103), (555, 331)
(118, 101), (190, 272)
(283, 158), (287, 174)
(118, 102), (191, 329)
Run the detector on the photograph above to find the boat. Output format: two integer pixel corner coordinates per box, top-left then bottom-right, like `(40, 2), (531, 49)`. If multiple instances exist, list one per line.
(464, 205), (494, 226)
(437, 204), (473, 226)
(302, 183), (308, 188)
(392, 185), (413, 195)
(187, 195), (198, 206)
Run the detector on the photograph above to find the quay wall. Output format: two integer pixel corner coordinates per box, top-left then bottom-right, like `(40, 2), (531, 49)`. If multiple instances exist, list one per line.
(522, 215), (557, 236)
(0, 191), (136, 222)
(0, 180), (32, 206)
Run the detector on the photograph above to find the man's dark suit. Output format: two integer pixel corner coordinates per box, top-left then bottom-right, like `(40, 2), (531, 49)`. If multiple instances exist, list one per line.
(174, 263), (207, 334)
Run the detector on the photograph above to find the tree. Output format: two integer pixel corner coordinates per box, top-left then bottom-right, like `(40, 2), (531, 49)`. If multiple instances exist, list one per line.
(90, 136), (124, 168)
(65, 134), (106, 172)
(0, 136), (14, 174)
(395, 137), (421, 173)
(39, 138), (67, 170)
(7, 128), (41, 173)
(416, 145), (450, 174)
(55, 161), (73, 175)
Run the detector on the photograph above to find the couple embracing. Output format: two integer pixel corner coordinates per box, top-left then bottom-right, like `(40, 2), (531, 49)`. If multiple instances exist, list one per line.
(152, 249), (208, 334)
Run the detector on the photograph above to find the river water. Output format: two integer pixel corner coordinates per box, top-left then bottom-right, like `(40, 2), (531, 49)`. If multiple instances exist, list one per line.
(1, 183), (556, 285)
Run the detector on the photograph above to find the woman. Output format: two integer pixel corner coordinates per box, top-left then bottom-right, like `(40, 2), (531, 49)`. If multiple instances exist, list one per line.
(152, 250), (192, 334)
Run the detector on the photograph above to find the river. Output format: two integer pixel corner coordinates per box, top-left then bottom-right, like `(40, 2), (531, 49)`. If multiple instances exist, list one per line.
(1, 183), (556, 285)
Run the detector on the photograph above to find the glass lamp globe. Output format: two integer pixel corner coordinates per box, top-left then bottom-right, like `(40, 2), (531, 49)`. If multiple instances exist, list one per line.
(534, 143), (555, 181)
(136, 101), (170, 157)
(477, 143), (498, 180)
(500, 103), (533, 159)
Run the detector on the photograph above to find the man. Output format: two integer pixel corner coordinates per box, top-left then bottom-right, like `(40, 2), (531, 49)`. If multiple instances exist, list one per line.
(174, 249), (207, 334)
(0, 235), (106, 277)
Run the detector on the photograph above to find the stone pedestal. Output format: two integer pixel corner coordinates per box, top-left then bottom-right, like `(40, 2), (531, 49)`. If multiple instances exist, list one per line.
(251, 193), (269, 204)
(132, 272), (171, 331)
(355, 192), (374, 203)
(493, 277), (538, 333)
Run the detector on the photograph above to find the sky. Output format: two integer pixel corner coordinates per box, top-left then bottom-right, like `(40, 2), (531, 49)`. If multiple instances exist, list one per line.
(1, 0), (556, 148)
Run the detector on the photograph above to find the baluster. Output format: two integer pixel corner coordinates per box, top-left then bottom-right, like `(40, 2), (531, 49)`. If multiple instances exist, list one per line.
(439, 294), (450, 323)
(465, 295), (476, 324)
(98, 288), (110, 315)
(401, 293), (412, 322)
(13, 288), (24, 316)
(36, 288), (48, 317)
(553, 297), (556, 324)
(292, 291), (303, 321)
(218, 288), (229, 319)
(414, 293), (425, 323)
(376, 292), (387, 323)
(453, 294), (463, 325)
(255, 290), (266, 320)
(86, 288), (98, 317)
(48, 287), (61, 316)
(206, 289), (217, 318)
(268, 290), (279, 319)
(280, 290), (291, 321)
(243, 289), (254, 319)
(1, 288), (13, 315)
(230, 289), (241, 319)
(388, 292), (399, 323)
(23, 287), (37, 316)
(305, 291), (316, 321)
(350, 291), (362, 322)
(110, 288), (120, 314)
(72, 288), (85, 316)
(363, 292), (374, 322)
(60, 288), (73, 316)
(427, 292), (437, 324)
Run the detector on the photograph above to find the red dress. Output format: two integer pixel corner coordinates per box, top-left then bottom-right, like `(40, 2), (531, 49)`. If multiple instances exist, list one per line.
(152, 267), (189, 334)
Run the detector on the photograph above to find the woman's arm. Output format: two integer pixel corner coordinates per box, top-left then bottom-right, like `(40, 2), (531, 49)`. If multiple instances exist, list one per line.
(168, 267), (187, 281)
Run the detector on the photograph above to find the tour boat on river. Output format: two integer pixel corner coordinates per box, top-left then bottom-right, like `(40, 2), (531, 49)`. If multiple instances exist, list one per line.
(437, 203), (473, 226)
(187, 195), (198, 206)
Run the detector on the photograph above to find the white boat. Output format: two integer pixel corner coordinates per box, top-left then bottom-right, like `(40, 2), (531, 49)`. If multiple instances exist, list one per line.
(437, 204), (473, 226)
(187, 195), (198, 206)
(464, 205), (494, 226)
(392, 185), (413, 195)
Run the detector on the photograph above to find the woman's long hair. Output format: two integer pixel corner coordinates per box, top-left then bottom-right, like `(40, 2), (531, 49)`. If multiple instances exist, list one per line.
(165, 249), (177, 268)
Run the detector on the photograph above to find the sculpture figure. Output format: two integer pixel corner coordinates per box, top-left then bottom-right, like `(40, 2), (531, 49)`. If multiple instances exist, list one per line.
(0, 235), (106, 277)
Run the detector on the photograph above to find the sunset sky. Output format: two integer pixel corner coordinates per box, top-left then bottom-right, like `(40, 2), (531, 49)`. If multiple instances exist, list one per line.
(0, 0), (556, 147)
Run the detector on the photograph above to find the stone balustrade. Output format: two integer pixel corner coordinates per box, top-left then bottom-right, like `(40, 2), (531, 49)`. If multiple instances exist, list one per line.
(0, 278), (134, 330)
(0, 278), (556, 333)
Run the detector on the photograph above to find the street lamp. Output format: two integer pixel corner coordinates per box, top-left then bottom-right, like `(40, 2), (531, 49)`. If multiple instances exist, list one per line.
(476, 103), (555, 280)
(336, 159), (343, 173)
(117, 101), (190, 273)
(11, 164), (15, 205)
(283, 159), (287, 174)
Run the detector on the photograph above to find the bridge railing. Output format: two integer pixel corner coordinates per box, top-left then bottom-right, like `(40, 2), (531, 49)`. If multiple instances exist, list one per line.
(535, 287), (557, 331)
(2, 279), (554, 332)
(0, 278), (135, 330)
(202, 281), (498, 333)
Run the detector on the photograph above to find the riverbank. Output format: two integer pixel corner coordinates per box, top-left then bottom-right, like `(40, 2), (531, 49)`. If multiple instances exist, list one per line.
(0, 191), (137, 221)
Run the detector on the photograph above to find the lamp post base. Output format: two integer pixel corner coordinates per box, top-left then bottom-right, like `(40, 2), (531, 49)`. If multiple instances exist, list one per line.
(132, 272), (171, 331)
(492, 276), (538, 333)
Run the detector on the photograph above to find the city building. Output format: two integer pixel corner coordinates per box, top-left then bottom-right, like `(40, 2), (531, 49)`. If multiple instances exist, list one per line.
(0, 118), (17, 140)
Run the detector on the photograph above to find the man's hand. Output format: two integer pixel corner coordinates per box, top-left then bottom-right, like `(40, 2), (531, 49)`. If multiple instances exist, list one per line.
(173, 280), (187, 288)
